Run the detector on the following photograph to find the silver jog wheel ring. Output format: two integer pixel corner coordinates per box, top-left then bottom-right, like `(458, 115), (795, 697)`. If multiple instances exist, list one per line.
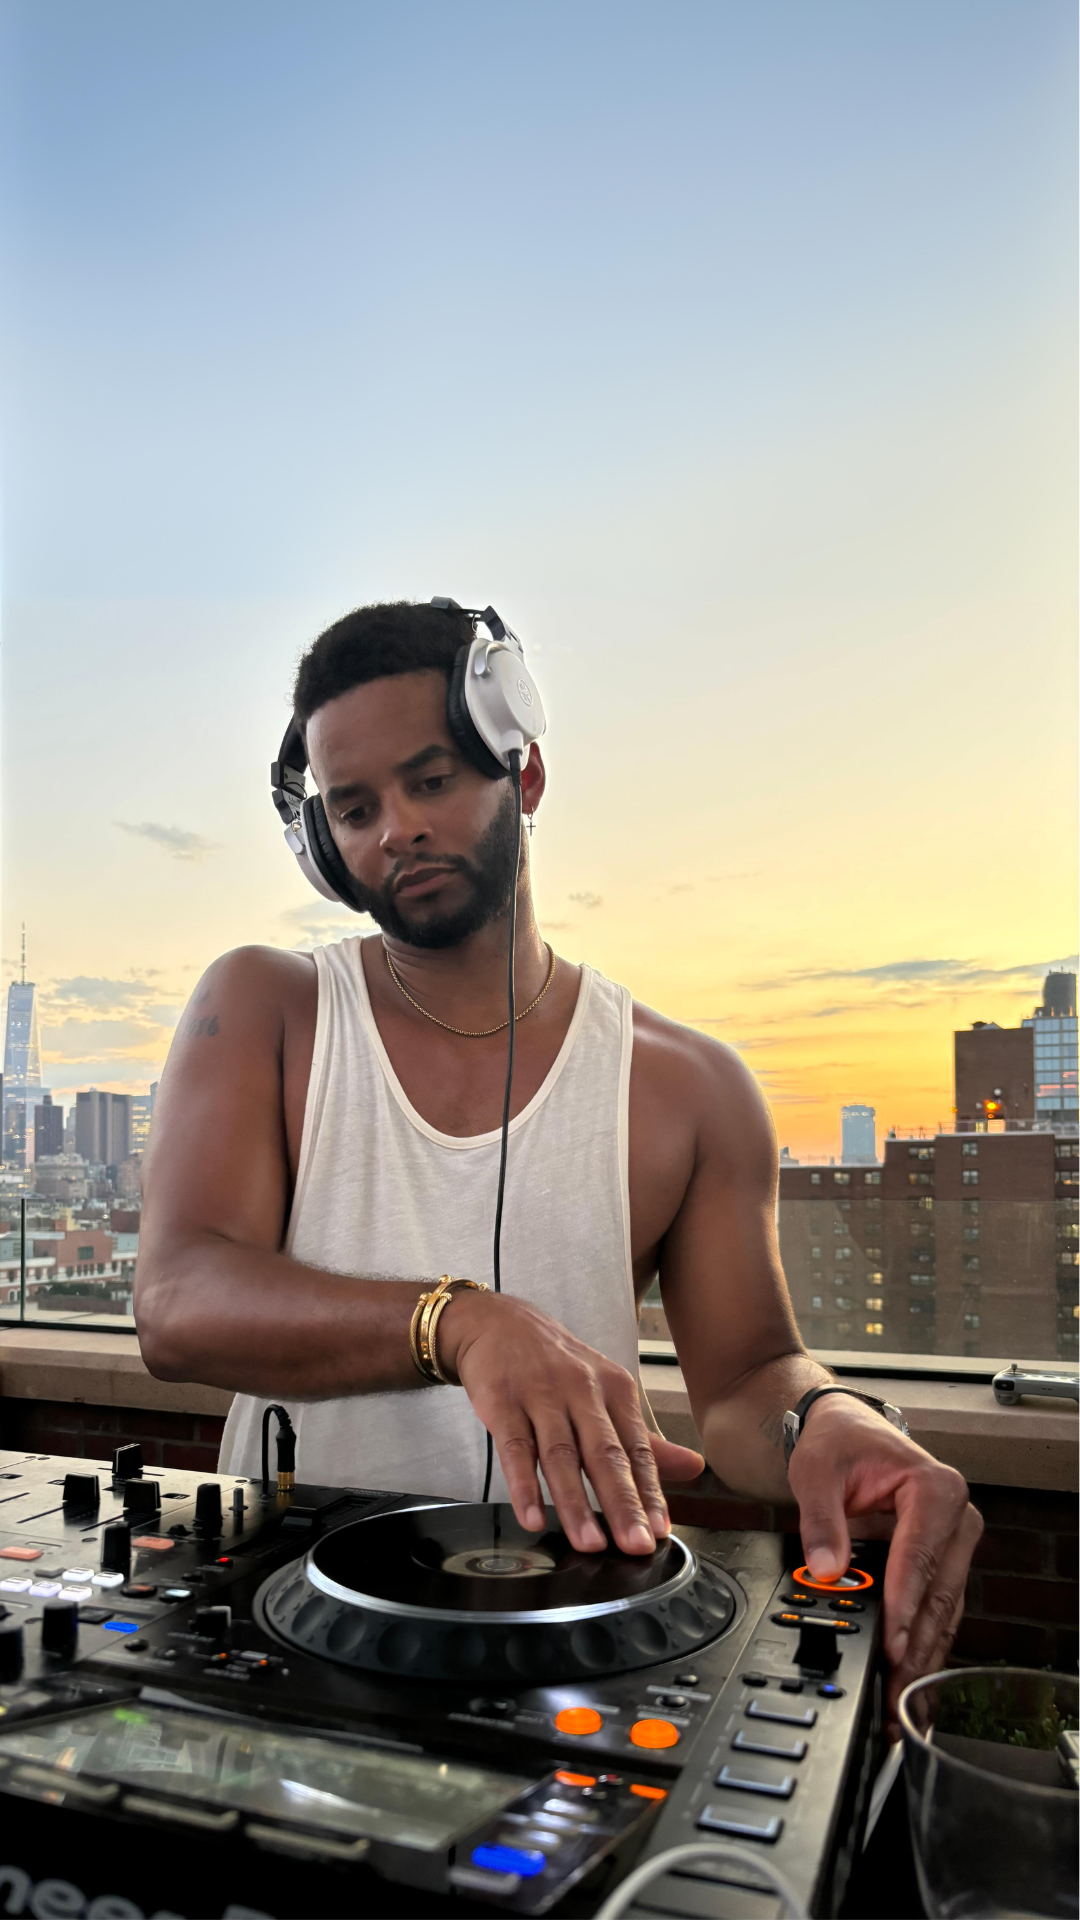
(256, 1502), (740, 1684)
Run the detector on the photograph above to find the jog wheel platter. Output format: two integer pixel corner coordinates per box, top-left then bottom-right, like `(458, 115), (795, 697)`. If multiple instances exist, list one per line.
(258, 1502), (738, 1683)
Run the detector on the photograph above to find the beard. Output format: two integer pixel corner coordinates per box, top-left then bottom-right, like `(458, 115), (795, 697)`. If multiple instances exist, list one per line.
(348, 785), (520, 949)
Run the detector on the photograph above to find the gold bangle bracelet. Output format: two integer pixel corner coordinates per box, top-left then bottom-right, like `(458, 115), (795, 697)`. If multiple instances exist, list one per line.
(423, 1291), (456, 1385)
(410, 1275), (488, 1385)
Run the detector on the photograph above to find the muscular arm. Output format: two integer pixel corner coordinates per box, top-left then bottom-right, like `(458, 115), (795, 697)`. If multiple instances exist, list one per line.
(655, 1029), (982, 1726)
(650, 1034), (829, 1498)
(135, 948), (426, 1398)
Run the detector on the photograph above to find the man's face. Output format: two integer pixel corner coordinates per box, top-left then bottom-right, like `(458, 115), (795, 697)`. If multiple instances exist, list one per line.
(305, 670), (519, 948)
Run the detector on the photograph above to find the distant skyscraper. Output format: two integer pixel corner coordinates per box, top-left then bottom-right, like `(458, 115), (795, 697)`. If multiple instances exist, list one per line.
(1023, 971), (1079, 1126)
(75, 1089), (133, 1167)
(841, 1105), (877, 1164)
(34, 1095), (63, 1160)
(2, 930), (45, 1166)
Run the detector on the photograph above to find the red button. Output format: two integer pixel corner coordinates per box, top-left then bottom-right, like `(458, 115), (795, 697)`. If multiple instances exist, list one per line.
(630, 1782), (668, 1799)
(555, 1770), (597, 1787)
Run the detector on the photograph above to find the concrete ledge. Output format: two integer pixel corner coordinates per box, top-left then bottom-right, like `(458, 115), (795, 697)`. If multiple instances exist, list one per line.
(641, 1363), (1078, 1494)
(0, 1331), (1074, 1492)
(0, 1329), (233, 1419)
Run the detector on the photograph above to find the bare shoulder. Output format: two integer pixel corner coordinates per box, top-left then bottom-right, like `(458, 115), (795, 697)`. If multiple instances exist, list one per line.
(174, 945), (317, 1048)
(630, 1000), (775, 1178)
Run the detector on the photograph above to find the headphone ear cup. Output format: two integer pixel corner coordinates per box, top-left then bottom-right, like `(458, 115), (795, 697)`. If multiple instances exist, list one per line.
(447, 644), (507, 781)
(302, 795), (364, 910)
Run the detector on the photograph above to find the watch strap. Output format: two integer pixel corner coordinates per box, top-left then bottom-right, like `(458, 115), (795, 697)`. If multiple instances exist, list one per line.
(783, 1384), (908, 1466)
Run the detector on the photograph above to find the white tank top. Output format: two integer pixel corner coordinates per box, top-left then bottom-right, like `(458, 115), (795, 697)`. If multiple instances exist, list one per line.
(218, 937), (639, 1499)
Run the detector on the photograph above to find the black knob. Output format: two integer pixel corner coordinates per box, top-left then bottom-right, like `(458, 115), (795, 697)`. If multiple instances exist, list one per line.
(101, 1521), (132, 1576)
(195, 1484), (223, 1535)
(232, 1486), (245, 1526)
(0, 1620), (24, 1683)
(194, 1605), (231, 1644)
(41, 1599), (79, 1661)
(123, 1478), (161, 1519)
(796, 1616), (840, 1673)
(62, 1473), (100, 1510)
(113, 1443), (144, 1480)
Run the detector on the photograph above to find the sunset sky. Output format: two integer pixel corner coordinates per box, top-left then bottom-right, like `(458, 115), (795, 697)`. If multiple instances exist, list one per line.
(2, 1), (1075, 1161)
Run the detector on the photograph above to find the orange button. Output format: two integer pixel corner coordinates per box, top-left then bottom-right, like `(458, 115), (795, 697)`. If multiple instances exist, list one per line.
(131, 1536), (174, 1551)
(791, 1563), (873, 1593)
(0, 1547), (41, 1562)
(630, 1718), (679, 1750)
(555, 1770), (597, 1786)
(555, 1708), (603, 1737)
(630, 1782), (668, 1799)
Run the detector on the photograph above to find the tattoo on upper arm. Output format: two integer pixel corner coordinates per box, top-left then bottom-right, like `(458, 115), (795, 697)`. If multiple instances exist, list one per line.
(180, 1013), (220, 1040)
(759, 1410), (785, 1451)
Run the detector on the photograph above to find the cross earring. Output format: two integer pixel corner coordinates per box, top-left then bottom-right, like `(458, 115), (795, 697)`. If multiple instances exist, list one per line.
(526, 812), (535, 837)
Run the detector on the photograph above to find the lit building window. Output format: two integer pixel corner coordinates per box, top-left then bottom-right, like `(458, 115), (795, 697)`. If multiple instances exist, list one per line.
(865, 1322), (884, 1336)
(865, 1297), (883, 1311)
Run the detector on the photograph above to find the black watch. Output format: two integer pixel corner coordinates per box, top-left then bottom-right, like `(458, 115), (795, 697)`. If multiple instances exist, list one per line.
(782, 1385), (908, 1467)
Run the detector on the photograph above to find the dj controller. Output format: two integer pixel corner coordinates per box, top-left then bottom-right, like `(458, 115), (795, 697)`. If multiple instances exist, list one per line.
(0, 1448), (888, 1920)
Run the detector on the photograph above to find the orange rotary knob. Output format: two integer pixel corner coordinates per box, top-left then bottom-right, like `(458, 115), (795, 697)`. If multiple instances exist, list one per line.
(554, 1707), (603, 1737)
(629, 1718), (680, 1750)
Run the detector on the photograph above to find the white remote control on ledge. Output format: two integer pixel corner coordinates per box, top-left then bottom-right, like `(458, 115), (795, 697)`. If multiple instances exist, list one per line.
(992, 1363), (1079, 1406)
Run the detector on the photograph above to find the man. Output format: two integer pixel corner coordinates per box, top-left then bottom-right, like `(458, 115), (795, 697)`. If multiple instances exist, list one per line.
(136, 598), (981, 1728)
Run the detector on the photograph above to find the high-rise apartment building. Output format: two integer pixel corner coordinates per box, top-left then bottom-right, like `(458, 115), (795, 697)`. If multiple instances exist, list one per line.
(34, 1096), (64, 1160)
(955, 971), (1077, 1130)
(841, 1105), (877, 1164)
(1022, 971), (1078, 1127)
(778, 1129), (1078, 1362)
(954, 1024), (1034, 1127)
(74, 1090), (133, 1168)
(2, 935), (46, 1167)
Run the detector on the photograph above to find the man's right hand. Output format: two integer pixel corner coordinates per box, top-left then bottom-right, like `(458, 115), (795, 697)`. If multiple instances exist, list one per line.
(439, 1288), (704, 1555)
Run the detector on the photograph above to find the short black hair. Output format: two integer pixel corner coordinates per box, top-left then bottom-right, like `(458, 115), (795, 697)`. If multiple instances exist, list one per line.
(292, 600), (473, 731)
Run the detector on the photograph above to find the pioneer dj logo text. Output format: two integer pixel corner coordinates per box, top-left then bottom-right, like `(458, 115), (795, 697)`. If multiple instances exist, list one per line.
(0, 1871), (271, 1920)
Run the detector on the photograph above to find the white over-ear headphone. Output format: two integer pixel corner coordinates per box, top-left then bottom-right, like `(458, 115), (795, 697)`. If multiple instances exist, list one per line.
(271, 600), (546, 910)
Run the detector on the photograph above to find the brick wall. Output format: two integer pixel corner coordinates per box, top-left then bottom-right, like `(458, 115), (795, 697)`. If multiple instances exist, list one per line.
(665, 1470), (1078, 1672)
(0, 1396), (226, 1475)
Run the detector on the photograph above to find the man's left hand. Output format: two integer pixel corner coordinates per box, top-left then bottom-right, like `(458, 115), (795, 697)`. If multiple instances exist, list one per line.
(785, 1393), (984, 1732)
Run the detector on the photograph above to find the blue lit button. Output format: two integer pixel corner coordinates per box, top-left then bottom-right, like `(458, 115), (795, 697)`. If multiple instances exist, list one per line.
(817, 1683), (846, 1699)
(471, 1845), (545, 1878)
(102, 1618), (141, 1634)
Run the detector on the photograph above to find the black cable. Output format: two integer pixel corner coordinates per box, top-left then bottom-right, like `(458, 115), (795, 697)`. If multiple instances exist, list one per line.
(261, 1403), (297, 1492)
(482, 749), (522, 1503)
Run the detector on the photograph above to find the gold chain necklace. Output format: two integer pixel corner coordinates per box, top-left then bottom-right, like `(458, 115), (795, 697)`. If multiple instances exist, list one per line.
(383, 941), (556, 1038)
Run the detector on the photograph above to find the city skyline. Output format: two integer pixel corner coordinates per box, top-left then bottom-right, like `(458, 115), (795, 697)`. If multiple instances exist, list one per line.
(6, 944), (1076, 1164)
(2, 3), (1076, 1162)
